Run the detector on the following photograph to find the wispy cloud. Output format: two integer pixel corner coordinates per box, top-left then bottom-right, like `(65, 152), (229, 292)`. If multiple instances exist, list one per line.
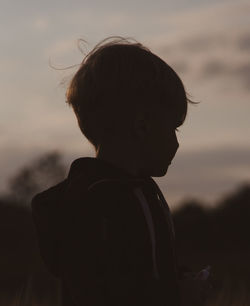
(151, 0), (250, 93)
(156, 145), (250, 208)
(33, 17), (50, 32)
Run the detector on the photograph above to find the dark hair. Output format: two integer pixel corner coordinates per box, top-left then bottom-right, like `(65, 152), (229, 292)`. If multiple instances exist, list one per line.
(65, 36), (197, 151)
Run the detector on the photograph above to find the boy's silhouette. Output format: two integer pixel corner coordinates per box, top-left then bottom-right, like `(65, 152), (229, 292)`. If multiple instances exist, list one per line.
(31, 36), (211, 306)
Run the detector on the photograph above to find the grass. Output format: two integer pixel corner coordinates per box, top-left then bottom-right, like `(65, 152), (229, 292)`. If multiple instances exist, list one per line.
(2, 274), (249, 306)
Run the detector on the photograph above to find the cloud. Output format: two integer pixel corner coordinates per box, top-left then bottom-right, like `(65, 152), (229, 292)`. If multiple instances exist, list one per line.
(238, 33), (250, 51)
(33, 17), (49, 31)
(173, 146), (250, 175)
(1, 138), (248, 210)
(151, 1), (250, 92)
(0, 143), (94, 195)
(233, 63), (250, 90)
(200, 59), (229, 79)
(1, 144), (249, 209)
(44, 37), (79, 60)
(164, 0), (250, 39)
(155, 145), (250, 208)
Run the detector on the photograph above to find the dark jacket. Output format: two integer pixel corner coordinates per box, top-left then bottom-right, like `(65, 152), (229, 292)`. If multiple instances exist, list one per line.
(31, 157), (180, 306)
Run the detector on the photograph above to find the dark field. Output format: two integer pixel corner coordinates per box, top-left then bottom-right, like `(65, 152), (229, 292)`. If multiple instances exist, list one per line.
(1, 153), (250, 305)
(1, 183), (250, 305)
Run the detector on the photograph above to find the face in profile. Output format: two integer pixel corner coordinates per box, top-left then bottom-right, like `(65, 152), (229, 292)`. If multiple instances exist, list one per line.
(139, 107), (180, 177)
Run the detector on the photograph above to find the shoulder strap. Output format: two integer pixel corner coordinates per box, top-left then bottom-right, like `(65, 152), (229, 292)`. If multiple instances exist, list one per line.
(133, 187), (160, 280)
(87, 177), (147, 191)
(149, 178), (176, 239)
(87, 177), (161, 280)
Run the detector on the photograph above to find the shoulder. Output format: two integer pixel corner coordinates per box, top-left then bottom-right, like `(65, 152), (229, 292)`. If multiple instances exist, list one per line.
(83, 178), (147, 218)
(93, 179), (147, 222)
(86, 178), (145, 201)
(31, 179), (68, 210)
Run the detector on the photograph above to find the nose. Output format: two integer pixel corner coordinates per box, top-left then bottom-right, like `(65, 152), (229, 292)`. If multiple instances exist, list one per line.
(174, 132), (179, 150)
(173, 134), (179, 156)
(174, 142), (179, 158)
(176, 140), (179, 151)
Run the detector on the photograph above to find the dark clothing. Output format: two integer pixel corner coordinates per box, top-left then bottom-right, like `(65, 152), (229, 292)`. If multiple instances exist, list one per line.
(31, 157), (180, 306)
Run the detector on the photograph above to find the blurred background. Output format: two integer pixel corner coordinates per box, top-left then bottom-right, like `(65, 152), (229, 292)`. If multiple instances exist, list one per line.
(1, 0), (250, 305)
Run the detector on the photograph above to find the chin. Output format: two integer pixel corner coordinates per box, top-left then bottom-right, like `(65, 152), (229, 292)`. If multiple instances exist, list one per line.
(152, 166), (169, 177)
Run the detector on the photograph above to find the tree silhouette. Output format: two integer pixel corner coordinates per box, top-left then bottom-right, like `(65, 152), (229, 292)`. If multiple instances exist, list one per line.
(7, 151), (67, 205)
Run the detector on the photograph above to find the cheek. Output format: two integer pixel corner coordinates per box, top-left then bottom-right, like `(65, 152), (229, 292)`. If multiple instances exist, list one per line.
(163, 132), (178, 154)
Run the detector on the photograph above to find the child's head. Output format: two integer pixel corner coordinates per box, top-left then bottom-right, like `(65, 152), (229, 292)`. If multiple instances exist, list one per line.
(66, 36), (195, 177)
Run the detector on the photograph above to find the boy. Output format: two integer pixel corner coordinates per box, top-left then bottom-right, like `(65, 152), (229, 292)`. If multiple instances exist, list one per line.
(31, 36), (211, 306)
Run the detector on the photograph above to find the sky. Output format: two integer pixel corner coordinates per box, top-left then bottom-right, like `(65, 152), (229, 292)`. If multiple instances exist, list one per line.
(1, 0), (250, 209)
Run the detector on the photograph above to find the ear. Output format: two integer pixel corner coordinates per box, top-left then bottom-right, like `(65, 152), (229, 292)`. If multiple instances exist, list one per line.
(133, 111), (150, 139)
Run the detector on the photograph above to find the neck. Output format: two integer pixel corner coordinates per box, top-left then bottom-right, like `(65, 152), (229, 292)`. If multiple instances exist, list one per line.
(95, 142), (146, 178)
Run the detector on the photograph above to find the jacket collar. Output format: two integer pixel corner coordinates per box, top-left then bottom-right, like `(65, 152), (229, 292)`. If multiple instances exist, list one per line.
(67, 156), (150, 182)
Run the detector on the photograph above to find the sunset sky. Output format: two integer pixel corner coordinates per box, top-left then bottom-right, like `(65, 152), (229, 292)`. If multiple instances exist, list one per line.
(1, 0), (249, 209)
